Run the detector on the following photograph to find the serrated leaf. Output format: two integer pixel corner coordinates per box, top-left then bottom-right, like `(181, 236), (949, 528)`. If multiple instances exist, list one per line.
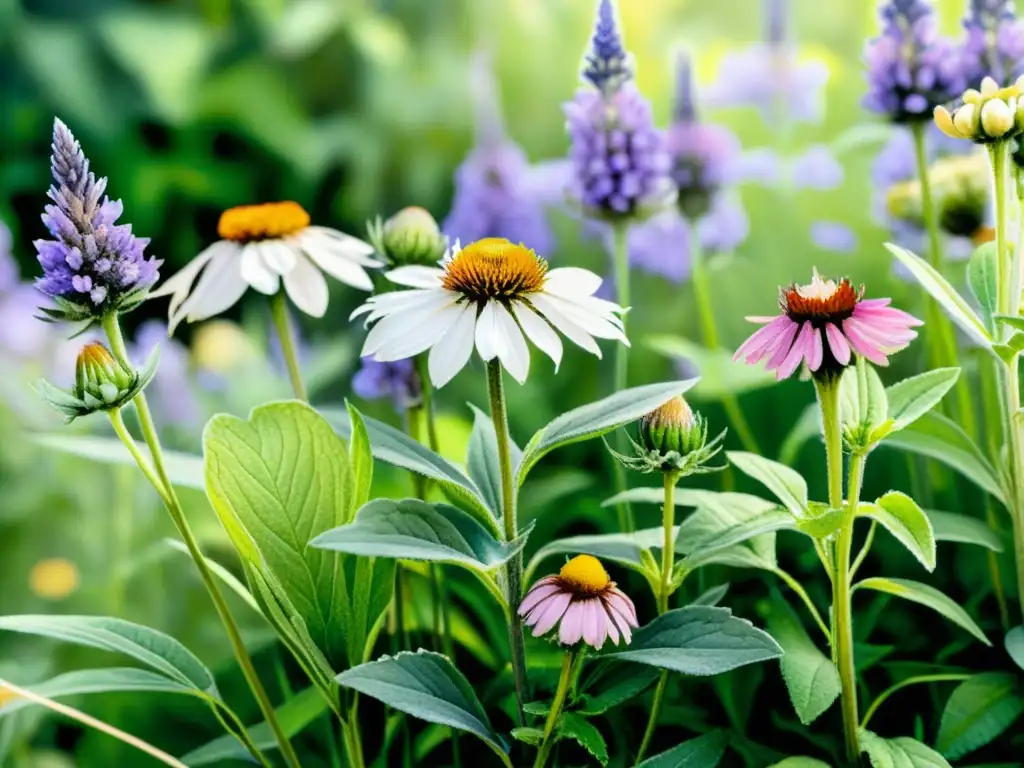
(726, 452), (808, 517)
(336, 651), (507, 756)
(927, 510), (1003, 551)
(1007, 626), (1024, 670)
(466, 404), (522, 518)
(885, 368), (961, 431)
(559, 712), (608, 765)
(767, 598), (840, 725)
(517, 379), (698, 484)
(636, 730), (730, 768)
(860, 730), (951, 768)
(854, 577), (989, 645)
(857, 492), (936, 571)
(936, 673), (1024, 759)
(577, 661), (661, 715)
(967, 242), (998, 331)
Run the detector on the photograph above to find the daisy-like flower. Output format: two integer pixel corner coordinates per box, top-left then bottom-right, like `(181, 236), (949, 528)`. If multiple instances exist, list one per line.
(151, 201), (379, 332)
(733, 270), (922, 380)
(353, 237), (627, 387)
(518, 555), (638, 650)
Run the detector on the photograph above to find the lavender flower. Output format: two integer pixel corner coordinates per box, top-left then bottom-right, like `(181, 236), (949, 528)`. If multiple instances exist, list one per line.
(565, 0), (672, 221)
(791, 146), (844, 190)
(34, 119), (160, 322)
(131, 320), (199, 428)
(0, 221), (17, 293)
(961, 0), (1024, 88)
(863, 0), (965, 123)
(351, 357), (420, 412)
(810, 222), (858, 254)
(0, 285), (51, 359)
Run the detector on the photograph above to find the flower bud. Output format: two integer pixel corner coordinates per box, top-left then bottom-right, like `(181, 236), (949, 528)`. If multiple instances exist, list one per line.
(378, 207), (448, 267)
(953, 103), (979, 138)
(981, 98), (1014, 138)
(639, 396), (705, 456)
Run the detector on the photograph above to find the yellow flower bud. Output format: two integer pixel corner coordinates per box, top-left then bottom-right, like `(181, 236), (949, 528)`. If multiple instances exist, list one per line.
(981, 98), (1014, 138)
(933, 106), (963, 139)
(953, 103), (979, 138)
(962, 89), (982, 105)
(981, 76), (999, 96)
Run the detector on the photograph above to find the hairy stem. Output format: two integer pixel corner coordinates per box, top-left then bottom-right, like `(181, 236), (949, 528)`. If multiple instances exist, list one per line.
(836, 452), (865, 763)
(532, 651), (577, 768)
(269, 290), (308, 402)
(611, 221), (635, 532)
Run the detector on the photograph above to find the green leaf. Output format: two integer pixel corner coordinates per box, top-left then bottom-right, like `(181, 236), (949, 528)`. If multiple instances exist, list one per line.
(682, 510), (795, 568)
(577, 661), (661, 715)
(1007, 626), (1024, 670)
(0, 615), (215, 694)
(927, 510), (1003, 551)
(466, 404), (522, 517)
(967, 242), (999, 331)
(605, 606), (782, 675)
(346, 401), (373, 517)
(767, 759), (832, 768)
(860, 730), (951, 768)
(517, 379), (698, 484)
(885, 368), (961, 431)
(646, 335), (776, 398)
(310, 498), (527, 572)
(767, 598), (840, 725)
(674, 490), (780, 569)
(336, 651), (507, 757)
(526, 528), (665, 582)
(795, 506), (845, 540)
(559, 712), (608, 766)
(204, 401), (393, 670)
(511, 727), (543, 746)
(882, 411), (1005, 504)
(854, 577), (989, 645)
(936, 673), (1024, 759)
(636, 730), (730, 768)
(323, 405), (496, 534)
(180, 686), (327, 766)
(857, 492), (936, 571)
(692, 583), (730, 607)
(994, 313), (1024, 332)
(726, 452), (808, 517)
(884, 242), (992, 347)
(840, 360), (888, 432)
(33, 434), (204, 490)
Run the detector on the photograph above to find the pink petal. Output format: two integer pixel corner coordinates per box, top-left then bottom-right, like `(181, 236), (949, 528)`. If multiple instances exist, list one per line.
(581, 599), (600, 648)
(518, 583), (561, 616)
(604, 598), (634, 644)
(605, 588), (639, 626)
(842, 320), (890, 365)
(846, 317), (916, 350)
(856, 298), (892, 310)
(604, 604), (621, 645)
(764, 318), (801, 369)
(775, 322), (812, 380)
(559, 601), (586, 645)
(806, 326), (823, 371)
(593, 604), (609, 649)
(529, 592), (572, 636)
(853, 303), (922, 326)
(733, 315), (790, 362)
(825, 322), (851, 366)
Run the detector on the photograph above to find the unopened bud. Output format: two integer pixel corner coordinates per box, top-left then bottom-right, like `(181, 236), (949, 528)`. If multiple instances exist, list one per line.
(639, 396), (706, 456)
(981, 98), (1014, 138)
(953, 103), (978, 138)
(380, 207), (448, 267)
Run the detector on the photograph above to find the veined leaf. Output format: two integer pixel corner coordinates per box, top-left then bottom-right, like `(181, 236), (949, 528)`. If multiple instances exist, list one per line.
(767, 759), (831, 768)
(857, 492), (936, 571)
(967, 241), (998, 331)
(577, 661), (661, 715)
(854, 577), (989, 645)
(1007, 625), (1024, 670)
(682, 510), (795, 569)
(33, 434), (204, 490)
(927, 510), (1003, 552)
(885, 369), (960, 432)
(466, 404), (521, 518)
(346, 401), (373, 517)
(936, 673), (1024, 759)
(860, 730), (951, 768)
(558, 712), (608, 766)
(839, 360), (887, 434)
(636, 730), (730, 768)
(767, 597), (840, 725)
(726, 452), (808, 517)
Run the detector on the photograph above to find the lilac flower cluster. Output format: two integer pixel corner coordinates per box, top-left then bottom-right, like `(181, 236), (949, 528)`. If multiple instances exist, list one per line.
(863, 0), (965, 123)
(34, 119), (160, 320)
(581, 0), (631, 94)
(960, 0), (1024, 87)
(352, 357), (420, 412)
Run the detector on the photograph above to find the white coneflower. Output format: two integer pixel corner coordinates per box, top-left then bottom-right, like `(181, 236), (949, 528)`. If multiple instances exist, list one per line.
(352, 237), (628, 387)
(151, 201), (379, 331)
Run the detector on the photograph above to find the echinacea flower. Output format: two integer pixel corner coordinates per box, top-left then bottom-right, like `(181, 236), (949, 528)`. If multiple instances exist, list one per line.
(519, 555), (638, 649)
(733, 270), (922, 380)
(34, 119), (161, 322)
(353, 237), (627, 387)
(151, 201), (379, 332)
(961, 0), (1024, 88)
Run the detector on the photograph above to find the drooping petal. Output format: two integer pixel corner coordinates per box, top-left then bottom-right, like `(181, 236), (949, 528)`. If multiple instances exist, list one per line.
(283, 253), (330, 317)
(842, 319), (891, 365)
(373, 302), (465, 362)
(474, 301), (503, 362)
(733, 315), (792, 363)
(176, 251), (249, 331)
(427, 304), (477, 388)
(300, 232), (376, 291)
(361, 291), (456, 356)
(764, 319), (801, 370)
(825, 322), (852, 366)
(513, 302), (563, 370)
(559, 601), (586, 645)
(259, 240), (299, 274)
(775, 321), (813, 380)
(384, 266), (446, 289)
(529, 591), (572, 636)
(518, 581), (561, 616)
(492, 301), (530, 383)
(605, 588), (638, 626)
(806, 325), (824, 371)
(527, 293), (603, 357)
(240, 243), (280, 295)
(544, 267), (604, 298)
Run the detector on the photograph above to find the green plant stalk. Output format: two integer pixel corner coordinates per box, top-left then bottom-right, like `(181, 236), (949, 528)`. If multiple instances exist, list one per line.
(689, 225), (761, 458)
(814, 378), (844, 510)
(611, 221), (635, 533)
(532, 651), (577, 768)
(771, 568), (831, 641)
(860, 673), (971, 730)
(486, 358), (528, 726)
(269, 290), (308, 402)
(102, 315), (297, 768)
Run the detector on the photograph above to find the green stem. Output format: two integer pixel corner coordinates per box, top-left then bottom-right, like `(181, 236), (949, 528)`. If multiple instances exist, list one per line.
(636, 672), (668, 765)
(611, 221), (635, 533)
(849, 520), (876, 579)
(814, 378), (844, 510)
(835, 452), (865, 764)
(532, 651), (576, 768)
(772, 568), (831, 642)
(269, 290), (308, 402)
(485, 359), (528, 725)
(860, 674), (971, 731)
(102, 315), (297, 768)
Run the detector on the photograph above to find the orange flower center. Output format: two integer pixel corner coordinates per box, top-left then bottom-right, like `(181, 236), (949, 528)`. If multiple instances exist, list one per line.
(558, 555), (611, 595)
(218, 202), (310, 243)
(441, 238), (547, 302)
(781, 270), (860, 321)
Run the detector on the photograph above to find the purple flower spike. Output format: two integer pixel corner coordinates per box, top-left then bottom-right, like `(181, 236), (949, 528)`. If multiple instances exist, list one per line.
(582, 0), (632, 95)
(961, 0), (1024, 88)
(34, 119), (160, 322)
(863, 0), (965, 123)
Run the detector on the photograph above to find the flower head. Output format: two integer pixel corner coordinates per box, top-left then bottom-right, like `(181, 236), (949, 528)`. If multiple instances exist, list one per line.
(934, 75), (1024, 142)
(370, 207), (448, 268)
(34, 119), (161, 322)
(150, 201), (378, 332)
(353, 238), (627, 387)
(961, 0), (1024, 88)
(863, 0), (965, 123)
(610, 395), (726, 475)
(352, 357), (421, 411)
(518, 555), (638, 650)
(733, 270), (922, 380)
(581, 0), (632, 95)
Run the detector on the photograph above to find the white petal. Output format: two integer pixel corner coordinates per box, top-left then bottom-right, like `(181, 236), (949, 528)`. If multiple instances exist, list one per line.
(539, 292), (629, 344)
(474, 301), (503, 362)
(305, 226), (376, 256)
(259, 240), (298, 274)
(361, 291), (457, 355)
(493, 302), (530, 383)
(284, 254), (330, 317)
(544, 267), (604, 298)
(513, 302), (562, 371)
(528, 293), (602, 357)
(151, 240), (235, 317)
(428, 304), (476, 388)
(240, 243), (280, 295)
(372, 303), (464, 362)
(299, 232), (375, 291)
(175, 253), (248, 331)
(385, 266), (446, 289)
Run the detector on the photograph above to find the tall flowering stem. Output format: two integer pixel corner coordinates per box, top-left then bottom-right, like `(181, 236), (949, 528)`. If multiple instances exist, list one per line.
(532, 651), (583, 768)
(611, 223), (635, 533)
(486, 359), (529, 724)
(269, 291), (308, 402)
(101, 314), (300, 768)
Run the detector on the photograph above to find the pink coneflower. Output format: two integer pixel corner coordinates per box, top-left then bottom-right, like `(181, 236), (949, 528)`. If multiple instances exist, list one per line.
(733, 269), (922, 380)
(518, 555), (638, 650)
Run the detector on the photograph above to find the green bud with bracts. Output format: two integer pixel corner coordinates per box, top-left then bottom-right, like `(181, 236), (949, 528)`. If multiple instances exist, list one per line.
(608, 395), (727, 476)
(367, 206), (449, 268)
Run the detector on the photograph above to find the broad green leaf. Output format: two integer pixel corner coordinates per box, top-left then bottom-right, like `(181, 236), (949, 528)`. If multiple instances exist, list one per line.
(646, 334), (775, 398)
(674, 490), (779, 569)
(511, 727), (543, 746)
(466, 404), (522, 517)
(854, 577), (989, 645)
(884, 242), (992, 347)
(0, 615), (214, 694)
(767, 759), (831, 768)
(577, 661), (661, 715)
(605, 606), (783, 675)
(180, 686), (327, 766)
(994, 313), (1024, 332)
(692, 583), (730, 607)
(682, 510), (795, 568)
(860, 730), (951, 768)
(1007, 626), (1024, 670)
(0, 669), (197, 718)
(767, 598), (840, 725)
(517, 379), (698, 484)
(967, 242), (998, 331)
(347, 401), (373, 517)
(559, 712), (608, 766)
(680, 545), (778, 576)
(886, 369), (960, 431)
(205, 401), (393, 670)
(857, 492), (936, 571)
(636, 730), (730, 768)
(927, 510), (1002, 551)
(840, 360), (887, 433)
(33, 434), (204, 490)
(336, 651), (507, 757)
(795, 506), (845, 539)
(322, 405), (496, 533)
(310, 498), (527, 572)
(882, 411), (1005, 504)
(726, 452), (808, 517)
(936, 673), (1024, 759)
(526, 528), (665, 582)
